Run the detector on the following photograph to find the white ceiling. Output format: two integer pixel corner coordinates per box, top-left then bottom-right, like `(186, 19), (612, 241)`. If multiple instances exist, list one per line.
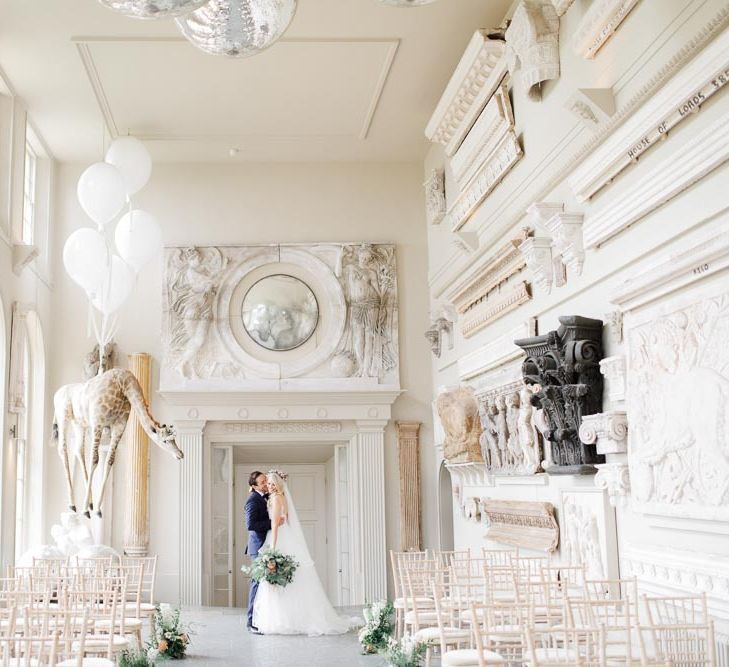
(0, 0), (510, 163)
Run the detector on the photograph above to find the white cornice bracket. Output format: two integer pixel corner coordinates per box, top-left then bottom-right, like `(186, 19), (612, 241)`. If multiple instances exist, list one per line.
(519, 236), (554, 294)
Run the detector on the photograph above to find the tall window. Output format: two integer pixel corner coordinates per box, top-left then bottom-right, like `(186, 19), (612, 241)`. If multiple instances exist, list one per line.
(13, 343), (29, 563)
(21, 142), (36, 245)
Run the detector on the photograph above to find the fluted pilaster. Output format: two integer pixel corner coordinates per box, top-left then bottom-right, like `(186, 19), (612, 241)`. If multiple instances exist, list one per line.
(356, 420), (388, 602)
(124, 353), (151, 557)
(396, 422), (422, 552)
(177, 420), (205, 606)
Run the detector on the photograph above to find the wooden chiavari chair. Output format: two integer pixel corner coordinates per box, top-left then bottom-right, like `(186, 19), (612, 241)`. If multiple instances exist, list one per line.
(0, 608), (59, 667)
(565, 597), (633, 664)
(440, 602), (509, 667)
(121, 555), (158, 624)
(481, 548), (517, 568)
(390, 550), (431, 638)
(433, 550), (471, 569)
(473, 601), (527, 664)
(430, 578), (471, 665)
(541, 565), (587, 598)
(524, 625), (607, 667)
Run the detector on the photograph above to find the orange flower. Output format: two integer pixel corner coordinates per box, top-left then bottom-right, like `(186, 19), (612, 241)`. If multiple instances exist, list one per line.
(267, 562), (277, 572)
(159, 640), (169, 652)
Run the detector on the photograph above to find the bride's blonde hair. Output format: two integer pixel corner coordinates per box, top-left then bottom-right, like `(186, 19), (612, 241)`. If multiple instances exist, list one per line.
(267, 470), (288, 495)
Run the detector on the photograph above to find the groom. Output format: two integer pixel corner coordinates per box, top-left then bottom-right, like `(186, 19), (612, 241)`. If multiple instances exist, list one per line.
(245, 471), (270, 633)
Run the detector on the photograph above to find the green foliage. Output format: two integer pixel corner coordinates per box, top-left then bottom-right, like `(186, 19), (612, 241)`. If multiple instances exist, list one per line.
(358, 599), (395, 654)
(119, 648), (155, 667)
(242, 548), (299, 587)
(380, 634), (427, 667)
(146, 604), (192, 661)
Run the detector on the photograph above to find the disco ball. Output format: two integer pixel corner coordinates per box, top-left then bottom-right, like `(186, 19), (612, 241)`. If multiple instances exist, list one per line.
(176, 0), (297, 58)
(378, 0), (438, 6)
(97, 0), (210, 19)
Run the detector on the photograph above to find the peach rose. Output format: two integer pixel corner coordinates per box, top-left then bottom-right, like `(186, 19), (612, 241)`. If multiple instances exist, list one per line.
(159, 640), (169, 652)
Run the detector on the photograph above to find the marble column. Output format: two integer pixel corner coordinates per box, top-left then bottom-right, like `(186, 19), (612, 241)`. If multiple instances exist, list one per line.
(123, 353), (151, 556)
(396, 421), (422, 552)
(355, 420), (388, 602)
(177, 420), (206, 606)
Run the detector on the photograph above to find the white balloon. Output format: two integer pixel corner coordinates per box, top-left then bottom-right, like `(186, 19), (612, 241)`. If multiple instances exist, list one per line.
(77, 162), (126, 226)
(63, 228), (110, 292)
(105, 137), (152, 196)
(91, 255), (136, 316)
(114, 209), (162, 272)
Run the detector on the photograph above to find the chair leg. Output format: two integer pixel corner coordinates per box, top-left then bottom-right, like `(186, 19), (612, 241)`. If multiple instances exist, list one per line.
(425, 645), (432, 667)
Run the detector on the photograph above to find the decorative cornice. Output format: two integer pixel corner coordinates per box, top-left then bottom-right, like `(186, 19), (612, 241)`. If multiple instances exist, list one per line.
(459, 320), (535, 383)
(519, 236), (554, 294)
(482, 499), (560, 552)
(568, 6), (729, 202)
(611, 226), (729, 312)
(572, 0), (642, 60)
(594, 462), (630, 507)
(220, 421), (342, 434)
(460, 281), (532, 339)
(446, 462), (491, 488)
(446, 228), (530, 315)
(584, 114), (729, 249)
(579, 411), (628, 455)
(425, 31), (507, 156)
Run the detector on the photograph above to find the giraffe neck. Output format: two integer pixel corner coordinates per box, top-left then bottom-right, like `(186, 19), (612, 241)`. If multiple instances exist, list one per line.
(122, 373), (160, 443)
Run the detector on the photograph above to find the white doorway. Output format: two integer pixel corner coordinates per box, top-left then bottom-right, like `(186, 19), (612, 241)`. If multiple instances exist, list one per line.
(234, 463), (328, 608)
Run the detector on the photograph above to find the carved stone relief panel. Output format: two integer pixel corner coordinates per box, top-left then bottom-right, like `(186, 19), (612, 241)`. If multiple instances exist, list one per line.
(424, 169), (446, 226)
(506, 0), (561, 100)
(561, 491), (617, 580)
(572, 0), (642, 60)
(482, 499), (559, 552)
(626, 291), (729, 520)
(436, 386), (484, 464)
(425, 317), (453, 359)
(161, 243), (399, 390)
(516, 316), (605, 473)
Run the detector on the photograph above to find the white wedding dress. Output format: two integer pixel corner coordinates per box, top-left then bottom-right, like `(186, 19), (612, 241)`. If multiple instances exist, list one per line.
(252, 484), (356, 636)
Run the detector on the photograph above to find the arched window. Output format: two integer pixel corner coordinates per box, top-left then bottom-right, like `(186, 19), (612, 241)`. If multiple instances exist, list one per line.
(7, 304), (46, 561)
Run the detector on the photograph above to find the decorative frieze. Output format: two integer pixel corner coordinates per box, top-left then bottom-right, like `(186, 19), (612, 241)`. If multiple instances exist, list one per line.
(424, 169), (446, 226)
(396, 422), (422, 552)
(448, 112), (522, 231)
(221, 421), (342, 433)
(436, 386), (484, 464)
(482, 499), (559, 552)
(599, 355), (626, 403)
(425, 30), (508, 156)
(579, 411), (628, 455)
(594, 462), (630, 507)
(545, 213), (585, 276)
(516, 316), (605, 474)
(572, 0), (642, 60)
(506, 0), (560, 100)
(569, 9), (729, 202)
(460, 282), (532, 339)
(519, 237), (554, 294)
(424, 317), (453, 358)
(583, 114), (729, 249)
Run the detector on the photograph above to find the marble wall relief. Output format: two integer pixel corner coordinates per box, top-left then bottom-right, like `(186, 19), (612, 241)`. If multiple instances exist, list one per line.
(516, 316), (605, 474)
(161, 243), (399, 390)
(561, 491), (612, 580)
(626, 293), (729, 520)
(482, 499), (559, 552)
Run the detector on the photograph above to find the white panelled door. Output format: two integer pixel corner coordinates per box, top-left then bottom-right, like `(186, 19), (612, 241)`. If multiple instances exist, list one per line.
(234, 463), (328, 608)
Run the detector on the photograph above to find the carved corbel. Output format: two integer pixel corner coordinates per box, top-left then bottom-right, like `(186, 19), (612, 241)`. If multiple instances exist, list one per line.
(579, 410), (628, 455)
(424, 317), (454, 359)
(545, 213), (585, 275)
(599, 355), (626, 403)
(424, 169), (446, 225)
(595, 462), (630, 507)
(519, 236), (554, 293)
(565, 88), (616, 130)
(506, 0), (561, 100)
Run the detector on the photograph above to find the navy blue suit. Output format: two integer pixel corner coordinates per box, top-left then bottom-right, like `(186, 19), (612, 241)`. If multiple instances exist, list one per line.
(245, 491), (271, 628)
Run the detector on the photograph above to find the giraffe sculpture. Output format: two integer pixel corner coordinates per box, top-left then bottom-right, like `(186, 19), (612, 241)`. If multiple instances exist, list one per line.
(52, 368), (184, 518)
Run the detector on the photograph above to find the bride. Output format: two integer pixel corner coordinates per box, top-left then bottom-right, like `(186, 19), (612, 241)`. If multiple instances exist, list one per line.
(252, 470), (356, 636)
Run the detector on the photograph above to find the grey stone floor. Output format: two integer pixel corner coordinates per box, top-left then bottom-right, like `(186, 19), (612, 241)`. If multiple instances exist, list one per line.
(178, 606), (382, 667)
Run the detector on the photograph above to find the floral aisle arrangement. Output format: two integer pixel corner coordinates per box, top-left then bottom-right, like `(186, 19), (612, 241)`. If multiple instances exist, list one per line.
(242, 548), (299, 587)
(381, 634), (427, 667)
(146, 604), (192, 661)
(119, 649), (155, 667)
(358, 599), (395, 654)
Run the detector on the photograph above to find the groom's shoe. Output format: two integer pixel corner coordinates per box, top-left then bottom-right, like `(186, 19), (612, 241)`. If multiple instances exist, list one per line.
(247, 625), (263, 635)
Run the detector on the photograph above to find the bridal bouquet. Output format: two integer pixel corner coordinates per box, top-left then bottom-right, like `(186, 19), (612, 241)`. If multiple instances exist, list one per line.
(243, 548), (299, 587)
(358, 599), (394, 654)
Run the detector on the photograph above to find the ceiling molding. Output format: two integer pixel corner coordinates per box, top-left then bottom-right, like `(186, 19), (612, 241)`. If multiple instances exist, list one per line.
(74, 35), (401, 144)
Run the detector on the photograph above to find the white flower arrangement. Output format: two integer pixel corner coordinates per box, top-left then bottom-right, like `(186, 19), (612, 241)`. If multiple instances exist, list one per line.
(382, 633), (427, 667)
(358, 599), (394, 654)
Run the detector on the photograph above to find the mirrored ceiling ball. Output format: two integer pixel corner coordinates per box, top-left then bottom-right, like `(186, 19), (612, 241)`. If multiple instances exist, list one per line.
(378, 0), (438, 5)
(176, 0), (297, 58)
(97, 0), (210, 19)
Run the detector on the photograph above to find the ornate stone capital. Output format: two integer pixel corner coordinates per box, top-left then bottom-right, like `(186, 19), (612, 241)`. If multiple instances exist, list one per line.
(594, 462), (630, 507)
(519, 236), (553, 294)
(579, 410), (628, 455)
(599, 355), (626, 403)
(545, 213), (585, 275)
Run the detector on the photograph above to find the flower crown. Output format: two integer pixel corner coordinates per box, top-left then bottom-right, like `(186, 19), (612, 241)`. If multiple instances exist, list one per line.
(268, 469), (289, 481)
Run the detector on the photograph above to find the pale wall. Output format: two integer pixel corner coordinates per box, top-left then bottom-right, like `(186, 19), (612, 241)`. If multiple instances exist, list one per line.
(48, 161), (435, 601)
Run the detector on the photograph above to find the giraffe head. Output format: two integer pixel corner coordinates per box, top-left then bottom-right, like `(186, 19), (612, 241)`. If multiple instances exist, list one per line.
(151, 423), (184, 460)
